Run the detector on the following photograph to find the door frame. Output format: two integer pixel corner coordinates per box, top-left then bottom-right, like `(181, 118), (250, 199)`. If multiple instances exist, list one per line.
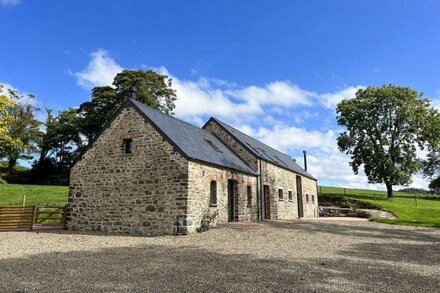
(227, 180), (236, 222)
(263, 184), (271, 220)
(296, 176), (304, 218)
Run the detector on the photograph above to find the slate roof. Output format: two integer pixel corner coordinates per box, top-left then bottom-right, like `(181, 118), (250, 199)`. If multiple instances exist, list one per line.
(205, 118), (317, 180)
(129, 99), (257, 175)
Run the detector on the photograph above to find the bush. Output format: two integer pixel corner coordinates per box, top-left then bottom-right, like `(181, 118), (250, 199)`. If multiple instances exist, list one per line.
(196, 210), (219, 233)
(0, 177), (7, 185)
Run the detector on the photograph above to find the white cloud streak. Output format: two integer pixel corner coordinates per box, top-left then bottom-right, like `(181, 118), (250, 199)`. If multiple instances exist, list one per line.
(0, 0), (20, 6)
(74, 49), (123, 89)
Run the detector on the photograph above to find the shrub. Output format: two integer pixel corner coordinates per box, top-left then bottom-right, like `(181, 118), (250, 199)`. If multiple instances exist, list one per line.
(196, 210), (219, 233)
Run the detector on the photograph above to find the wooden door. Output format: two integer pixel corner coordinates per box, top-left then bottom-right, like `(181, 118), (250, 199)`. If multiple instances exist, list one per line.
(228, 180), (235, 222)
(296, 176), (304, 218)
(263, 185), (271, 219)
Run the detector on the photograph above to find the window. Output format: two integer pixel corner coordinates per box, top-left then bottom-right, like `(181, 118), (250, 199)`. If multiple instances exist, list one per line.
(288, 190), (293, 201)
(306, 193), (309, 203)
(123, 139), (133, 154)
(278, 189), (283, 201)
(247, 186), (252, 207)
(312, 194), (315, 203)
(210, 181), (217, 206)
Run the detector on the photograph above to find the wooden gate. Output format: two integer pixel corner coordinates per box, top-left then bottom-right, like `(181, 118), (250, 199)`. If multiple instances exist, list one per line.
(0, 206), (35, 231)
(34, 206), (67, 226)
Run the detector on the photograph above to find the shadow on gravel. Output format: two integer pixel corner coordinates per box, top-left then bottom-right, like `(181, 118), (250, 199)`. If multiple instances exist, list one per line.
(1, 241), (439, 292)
(250, 221), (440, 242)
(339, 242), (440, 266)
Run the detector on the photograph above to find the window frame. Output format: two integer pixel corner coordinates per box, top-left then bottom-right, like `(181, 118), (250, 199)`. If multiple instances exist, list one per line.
(247, 185), (252, 207)
(288, 190), (293, 201)
(209, 180), (217, 207)
(278, 188), (283, 201)
(123, 138), (133, 155)
(306, 193), (309, 203)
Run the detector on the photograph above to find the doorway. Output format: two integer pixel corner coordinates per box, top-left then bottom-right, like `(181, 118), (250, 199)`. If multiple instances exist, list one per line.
(263, 185), (271, 219)
(228, 180), (236, 222)
(296, 176), (304, 218)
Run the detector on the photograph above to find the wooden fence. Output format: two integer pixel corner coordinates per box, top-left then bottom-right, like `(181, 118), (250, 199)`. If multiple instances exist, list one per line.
(0, 205), (67, 231)
(0, 206), (36, 231)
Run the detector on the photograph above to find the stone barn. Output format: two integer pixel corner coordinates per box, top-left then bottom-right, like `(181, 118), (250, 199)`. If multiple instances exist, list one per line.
(67, 98), (318, 236)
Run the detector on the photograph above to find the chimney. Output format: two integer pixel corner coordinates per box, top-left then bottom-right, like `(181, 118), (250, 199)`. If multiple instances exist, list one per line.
(128, 86), (137, 100)
(303, 150), (307, 172)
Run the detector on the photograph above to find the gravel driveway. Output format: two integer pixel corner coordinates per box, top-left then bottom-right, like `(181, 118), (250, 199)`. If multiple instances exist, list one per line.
(1, 219), (439, 292)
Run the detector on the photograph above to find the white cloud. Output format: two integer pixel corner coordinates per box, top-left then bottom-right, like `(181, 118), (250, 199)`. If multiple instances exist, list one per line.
(319, 86), (364, 109)
(74, 49), (123, 89)
(0, 0), (20, 6)
(229, 81), (317, 107)
(71, 50), (430, 189)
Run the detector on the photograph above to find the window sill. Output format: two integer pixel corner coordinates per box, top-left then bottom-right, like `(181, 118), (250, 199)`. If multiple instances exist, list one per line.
(209, 204), (217, 208)
(278, 199), (284, 201)
(247, 205), (252, 208)
(122, 153), (133, 156)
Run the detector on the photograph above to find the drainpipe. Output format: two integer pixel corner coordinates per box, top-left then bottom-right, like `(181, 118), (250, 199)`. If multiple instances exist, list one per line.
(256, 163), (260, 222)
(258, 159), (263, 221)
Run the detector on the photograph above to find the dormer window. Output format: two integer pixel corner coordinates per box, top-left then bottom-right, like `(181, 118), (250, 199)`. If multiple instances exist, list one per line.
(123, 139), (133, 154)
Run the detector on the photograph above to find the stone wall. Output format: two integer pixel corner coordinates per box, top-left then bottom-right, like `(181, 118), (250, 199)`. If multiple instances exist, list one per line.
(187, 161), (258, 232)
(260, 161), (298, 220)
(67, 106), (190, 236)
(204, 121), (258, 170)
(301, 176), (319, 218)
(261, 161), (319, 219)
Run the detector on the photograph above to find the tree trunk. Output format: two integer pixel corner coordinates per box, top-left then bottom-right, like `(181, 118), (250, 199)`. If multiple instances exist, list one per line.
(386, 183), (393, 198)
(8, 158), (17, 174)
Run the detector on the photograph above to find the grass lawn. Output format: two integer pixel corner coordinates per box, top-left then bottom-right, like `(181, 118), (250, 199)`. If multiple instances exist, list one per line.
(0, 184), (68, 206)
(319, 186), (440, 228)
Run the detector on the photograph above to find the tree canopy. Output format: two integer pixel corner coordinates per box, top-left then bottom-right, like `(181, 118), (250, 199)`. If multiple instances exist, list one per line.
(77, 70), (176, 142)
(336, 84), (440, 198)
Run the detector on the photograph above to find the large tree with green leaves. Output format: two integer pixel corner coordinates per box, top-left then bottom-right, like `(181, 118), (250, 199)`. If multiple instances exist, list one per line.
(77, 69), (176, 142)
(0, 85), (21, 159)
(336, 85), (439, 198)
(3, 89), (42, 173)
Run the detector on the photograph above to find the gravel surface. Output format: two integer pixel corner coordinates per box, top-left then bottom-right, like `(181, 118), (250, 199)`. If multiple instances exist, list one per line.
(1, 219), (439, 292)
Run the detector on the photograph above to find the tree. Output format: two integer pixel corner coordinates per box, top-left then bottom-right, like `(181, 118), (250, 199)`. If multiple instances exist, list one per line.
(77, 69), (176, 142)
(336, 85), (439, 198)
(0, 85), (19, 157)
(3, 89), (42, 173)
(428, 177), (440, 194)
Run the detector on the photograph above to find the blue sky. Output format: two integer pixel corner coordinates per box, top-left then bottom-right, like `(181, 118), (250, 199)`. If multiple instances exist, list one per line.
(1, 0), (440, 189)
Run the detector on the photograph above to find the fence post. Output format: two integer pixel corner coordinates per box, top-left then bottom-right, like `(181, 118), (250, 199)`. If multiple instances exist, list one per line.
(22, 195), (26, 206)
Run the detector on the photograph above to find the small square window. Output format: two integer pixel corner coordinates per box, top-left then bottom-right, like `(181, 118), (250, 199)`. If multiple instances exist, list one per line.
(278, 189), (283, 201)
(288, 190), (293, 201)
(123, 139), (133, 154)
(210, 181), (217, 206)
(247, 186), (252, 207)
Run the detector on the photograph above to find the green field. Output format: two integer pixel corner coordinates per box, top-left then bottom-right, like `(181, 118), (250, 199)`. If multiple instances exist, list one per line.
(0, 183), (439, 228)
(0, 184), (68, 205)
(319, 186), (440, 228)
